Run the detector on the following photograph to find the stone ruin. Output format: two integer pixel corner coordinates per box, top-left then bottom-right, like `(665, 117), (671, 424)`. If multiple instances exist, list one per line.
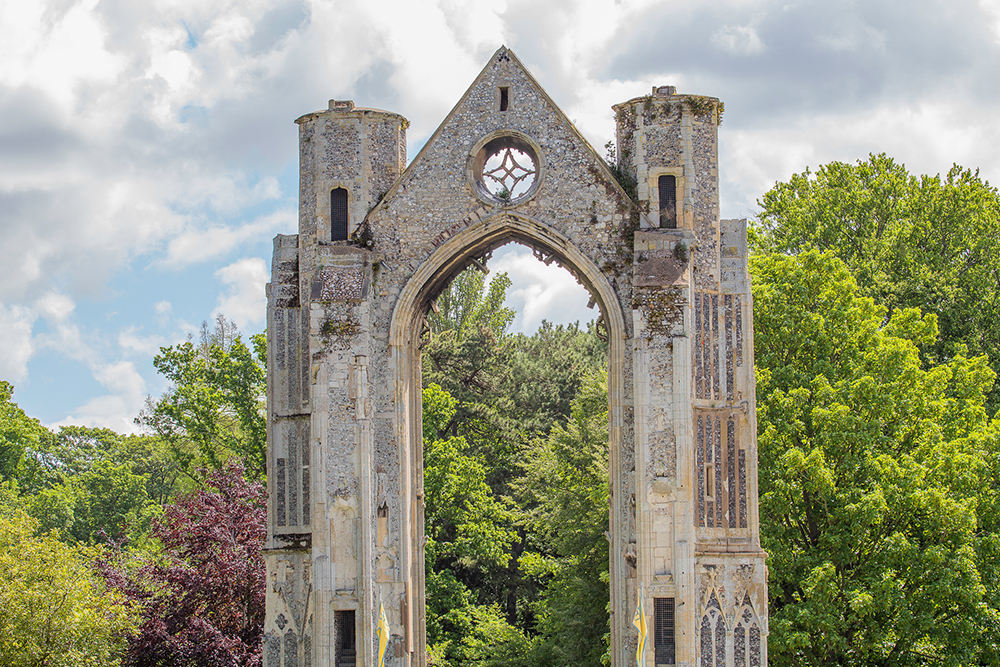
(263, 46), (767, 667)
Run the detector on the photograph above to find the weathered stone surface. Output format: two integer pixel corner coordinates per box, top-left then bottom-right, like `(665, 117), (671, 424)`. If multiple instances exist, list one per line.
(265, 47), (767, 667)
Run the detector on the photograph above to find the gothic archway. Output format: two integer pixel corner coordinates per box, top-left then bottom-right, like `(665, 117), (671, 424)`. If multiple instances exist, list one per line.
(387, 212), (630, 665)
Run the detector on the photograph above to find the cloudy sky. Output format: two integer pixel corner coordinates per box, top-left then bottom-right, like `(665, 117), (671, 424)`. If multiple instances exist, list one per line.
(2, 0), (999, 433)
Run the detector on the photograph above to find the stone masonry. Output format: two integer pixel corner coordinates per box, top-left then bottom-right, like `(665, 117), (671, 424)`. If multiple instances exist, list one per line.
(264, 47), (767, 667)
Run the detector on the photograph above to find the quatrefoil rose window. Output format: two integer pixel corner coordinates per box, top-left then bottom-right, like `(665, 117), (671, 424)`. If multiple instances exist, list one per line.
(472, 134), (541, 203)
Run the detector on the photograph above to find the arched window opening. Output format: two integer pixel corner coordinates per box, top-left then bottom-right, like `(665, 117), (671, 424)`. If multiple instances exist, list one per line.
(658, 175), (677, 229)
(331, 187), (349, 241)
(699, 592), (726, 667)
(734, 594), (762, 667)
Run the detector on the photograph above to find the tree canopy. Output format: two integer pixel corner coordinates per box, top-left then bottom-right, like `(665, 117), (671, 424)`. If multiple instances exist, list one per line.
(104, 464), (266, 667)
(137, 316), (267, 481)
(752, 249), (1000, 666)
(0, 503), (138, 667)
(753, 153), (1000, 406)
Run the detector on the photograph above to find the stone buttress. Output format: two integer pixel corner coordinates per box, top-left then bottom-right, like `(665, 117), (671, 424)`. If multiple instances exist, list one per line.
(264, 50), (767, 667)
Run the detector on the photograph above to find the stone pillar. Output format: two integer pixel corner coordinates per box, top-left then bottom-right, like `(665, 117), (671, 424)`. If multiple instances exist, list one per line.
(617, 88), (767, 667)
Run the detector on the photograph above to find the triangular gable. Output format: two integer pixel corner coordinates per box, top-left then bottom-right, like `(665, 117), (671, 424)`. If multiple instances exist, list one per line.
(368, 46), (632, 220)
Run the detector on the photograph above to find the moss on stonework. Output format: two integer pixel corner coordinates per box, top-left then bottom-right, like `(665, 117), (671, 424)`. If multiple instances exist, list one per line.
(684, 96), (715, 120)
(633, 287), (685, 337)
(350, 219), (375, 249)
(587, 157), (644, 278)
(321, 319), (361, 338)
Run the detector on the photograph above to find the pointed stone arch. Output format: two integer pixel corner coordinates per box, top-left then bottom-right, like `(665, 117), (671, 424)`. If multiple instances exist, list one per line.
(386, 211), (631, 659)
(699, 589), (727, 667)
(733, 593), (762, 667)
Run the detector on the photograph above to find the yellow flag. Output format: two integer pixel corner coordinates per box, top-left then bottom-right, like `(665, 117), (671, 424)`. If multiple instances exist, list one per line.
(632, 585), (647, 667)
(376, 601), (390, 667)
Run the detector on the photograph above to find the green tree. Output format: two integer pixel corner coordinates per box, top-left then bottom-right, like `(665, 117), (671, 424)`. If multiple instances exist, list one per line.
(138, 316), (267, 480)
(752, 250), (997, 666)
(422, 263), (609, 648)
(427, 268), (515, 338)
(0, 381), (47, 482)
(16, 426), (175, 544)
(753, 154), (1000, 405)
(499, 321), (607, 437)
(422, 384), (528, 667)
(0, 505), (137, 667)
(423, 268), (517, 469)
(515, 371), (610, 667)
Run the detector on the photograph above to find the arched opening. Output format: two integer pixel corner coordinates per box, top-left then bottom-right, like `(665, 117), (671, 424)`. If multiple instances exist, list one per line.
(389, 213), (630, 667)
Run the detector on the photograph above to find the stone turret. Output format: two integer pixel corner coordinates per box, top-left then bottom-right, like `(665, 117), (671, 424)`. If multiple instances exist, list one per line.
(295, 100), (407, 245)
(613, 86), (721, 238)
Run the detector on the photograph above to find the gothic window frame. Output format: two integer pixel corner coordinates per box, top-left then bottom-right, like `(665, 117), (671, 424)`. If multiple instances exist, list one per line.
(467, 129), (545, 206)
(699, 591), (727, 667)
(647, 168), (684, 230)
(733, 594), (762, 667)
(330, 186), (350, 242)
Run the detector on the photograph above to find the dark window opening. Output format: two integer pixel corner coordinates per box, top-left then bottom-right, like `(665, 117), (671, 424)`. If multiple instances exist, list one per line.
(499, 87), (509, 111)
(336, 610), (357, 667)
(655, 597), (676, 665)
(331, 187), (349, 241)
(658, 175), (677, 229)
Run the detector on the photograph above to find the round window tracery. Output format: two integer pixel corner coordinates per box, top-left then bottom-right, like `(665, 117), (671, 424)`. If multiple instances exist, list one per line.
(471, 134), (541, 203)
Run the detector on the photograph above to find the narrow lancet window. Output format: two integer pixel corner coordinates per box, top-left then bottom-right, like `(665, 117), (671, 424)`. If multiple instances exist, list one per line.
(331, 187), (349, 241)
(658, 175), (677, 228)
(499, 86), (509, 111)
(654, 598), (676, 665)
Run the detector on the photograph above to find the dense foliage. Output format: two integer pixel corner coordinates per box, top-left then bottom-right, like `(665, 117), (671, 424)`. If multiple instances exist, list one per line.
(0, 496), (138, 667)
(421, 266), (610, 667)
(754, 156), (1000, 665)
(753, 154), (1000, 407)
(137, 316), (267, 481)
(105, 465), (266, 667)
(752, 250), (999, 665)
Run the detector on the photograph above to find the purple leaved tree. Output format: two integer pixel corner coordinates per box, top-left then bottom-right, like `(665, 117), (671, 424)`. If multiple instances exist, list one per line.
(105, 464), (266, 667)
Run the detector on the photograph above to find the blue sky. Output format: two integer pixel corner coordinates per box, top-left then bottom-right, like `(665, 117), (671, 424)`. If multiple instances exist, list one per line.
(2, 0), (1000, 432)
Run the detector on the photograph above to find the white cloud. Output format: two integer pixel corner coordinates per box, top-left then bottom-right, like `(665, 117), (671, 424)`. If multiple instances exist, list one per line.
(213, 257), (269, 332)
(53, 368), (147, 434)
(720, 98), (1000, 218)
(118, 325), (167, 358)
(982, 0), (1000, 42)
(3, 0), (1000, 432)
(161, 208), (294, 267)
(712, 24), (766, 55)
(490, 244), (594, 333)
(0, 304), (37, 384)
(0, 0), (125, 109)
(35, 292), (76, 322)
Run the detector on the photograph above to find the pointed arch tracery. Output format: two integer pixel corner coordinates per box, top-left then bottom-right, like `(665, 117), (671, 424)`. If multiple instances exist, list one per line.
(389, 211), (630, 667)
(733, 593), (762, 667)
(699, 591), (726, 667)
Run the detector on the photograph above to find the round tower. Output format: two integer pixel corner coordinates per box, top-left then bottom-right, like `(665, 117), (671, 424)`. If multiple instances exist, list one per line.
(612, 86), (722, 234)
(295, 100), (408, 247)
